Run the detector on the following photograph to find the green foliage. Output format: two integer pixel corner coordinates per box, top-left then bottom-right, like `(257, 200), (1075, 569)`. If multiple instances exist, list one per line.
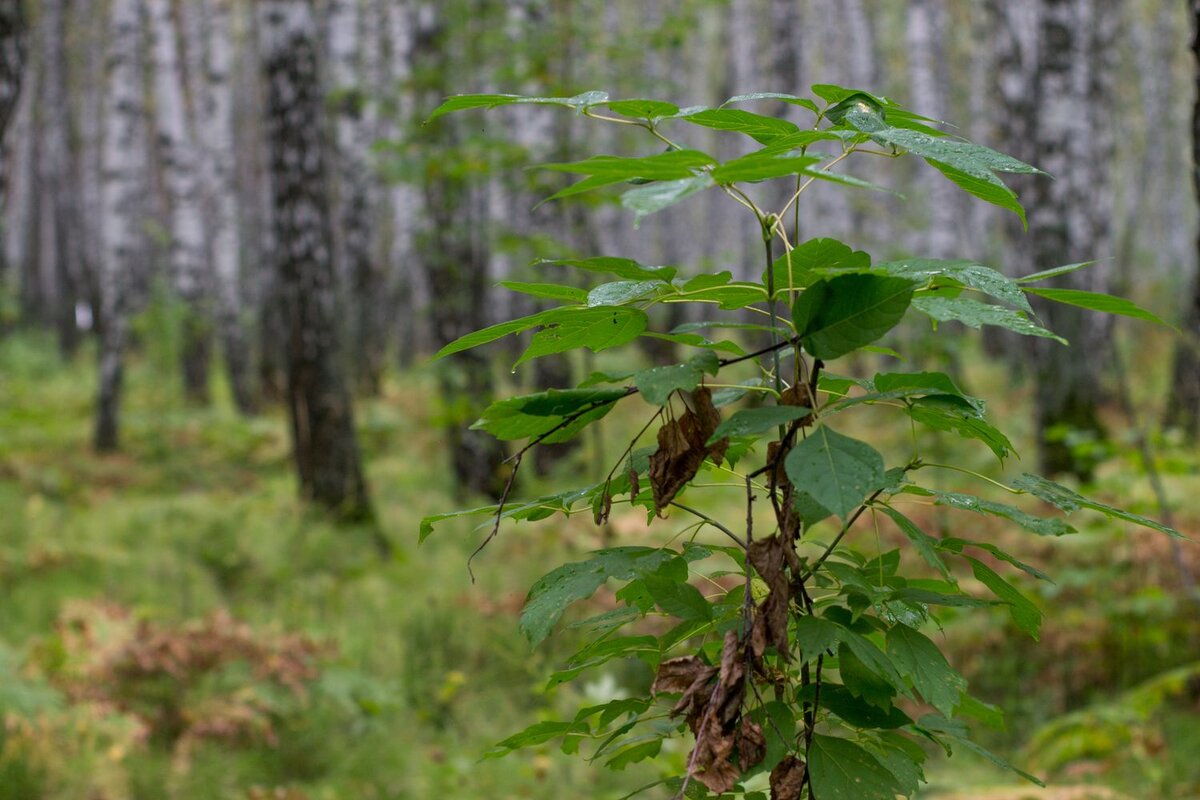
(423, 84), (1181, 799)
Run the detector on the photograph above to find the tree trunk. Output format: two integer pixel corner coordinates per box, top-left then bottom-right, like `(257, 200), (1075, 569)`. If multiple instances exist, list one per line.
(1026, 0), (1120, 479)
(906, 0), (959, 258)
(149, 0), (214, 404)
(411, 1), (508, 500)
(0, 0), (25, 140)
(326, 0), (385, 394)
(259, 0), (374, 521)
(95, 0), (149, 452)
(1165, 0), (1200, 439)
(195, 0), (257, 414)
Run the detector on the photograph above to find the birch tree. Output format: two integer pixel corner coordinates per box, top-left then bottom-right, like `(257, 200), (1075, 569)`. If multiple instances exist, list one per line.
(327, 0), (385, 393)
(95, 0), (149, 451)
(411, 0), (507, 499)
(38, 0), (84, 353)
(149, 0), (214, 404)
(1166, 0), (1200, 438)
(259, 0), (373, 520)
(195, 0), (256, 414)
(1026, 0), (1121, 478)
(906, 0), (960, 257)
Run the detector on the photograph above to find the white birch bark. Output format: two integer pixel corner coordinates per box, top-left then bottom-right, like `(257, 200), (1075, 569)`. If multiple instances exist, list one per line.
(148, 0), (213, 403)
(198, 0), (256, 413)
(906, 0), (960, 258)
(95, 0), (149, 451)
(1026, 0), (1121, 477)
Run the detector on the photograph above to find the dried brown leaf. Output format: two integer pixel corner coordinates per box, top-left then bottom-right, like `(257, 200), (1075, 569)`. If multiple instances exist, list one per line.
(737, 718), (767, 771)
(769, 755), (807, 800)
(748, 535), (792, 660)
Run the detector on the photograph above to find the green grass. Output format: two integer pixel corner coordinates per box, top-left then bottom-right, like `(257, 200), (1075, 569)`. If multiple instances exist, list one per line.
(0, 326), (1196, 798)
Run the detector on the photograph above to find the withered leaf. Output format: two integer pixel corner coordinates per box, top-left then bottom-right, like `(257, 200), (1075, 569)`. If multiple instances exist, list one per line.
(769, 755), (807, 800)
(691, 720), (741, 794)
(748, 535), (792, 660)
(779, 384), (815, 423)
(653, 656), (717, 726)
(648, 388), (731, 514)
(629, 468), (640, 499)
(737, 718), (767, 771)
(766, 441), (800, 541)
(593, 481), (613, 526)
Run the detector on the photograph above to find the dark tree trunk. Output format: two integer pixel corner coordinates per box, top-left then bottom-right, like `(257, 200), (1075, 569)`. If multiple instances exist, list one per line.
(259, 0), (374, 521)
(0, 0), (24, 140)
(1026, 0), (1120, 479)
(1166, 0), (1200, 439)
(411, 2), (508, 500)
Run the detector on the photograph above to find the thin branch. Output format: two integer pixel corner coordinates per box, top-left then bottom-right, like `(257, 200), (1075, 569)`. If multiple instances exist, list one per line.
(670, 503), (747, 549)
(799, 487), (888, 582)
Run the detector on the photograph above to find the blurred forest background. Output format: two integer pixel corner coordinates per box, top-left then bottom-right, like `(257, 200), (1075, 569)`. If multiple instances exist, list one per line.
(0, 0), (1197, 798)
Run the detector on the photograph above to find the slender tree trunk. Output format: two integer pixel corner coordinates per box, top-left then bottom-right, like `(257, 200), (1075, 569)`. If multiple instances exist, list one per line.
(149, 0), (214, 404)
(259, 0), (374, 521)
(1165, 0), (1200, 438)
(196, 0), (257, 414)
(95, 0), (149, 451)
(411, 1), (507, 500)
(0, 0), (24, 141)
(327, 0), (385, 394)
(906, 0), (959, 258)
(1027, 0), (1120, 479)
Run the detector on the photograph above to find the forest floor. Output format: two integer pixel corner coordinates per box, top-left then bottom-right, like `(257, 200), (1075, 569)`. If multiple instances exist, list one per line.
(0, 329), (1197, 799)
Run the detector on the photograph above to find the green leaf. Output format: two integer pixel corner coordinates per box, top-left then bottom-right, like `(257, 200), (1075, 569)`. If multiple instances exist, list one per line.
(967, 557), (1042, 639)
(706, 406), (812, 444)
(472, 388), (629, 442)
(538, 256), (676, 282)
(1024, 288), (1175, 329)
(1012, 473), (1184, 539)
(711, 152), (824, 183)
(432, 309), (558, 360)
(604, 739), (662, 770)
(809, 734), (905, 800)
(793, 275), (915, 359)
(419, 504), (500, 543)
(540, 149), (716, 179)
(879, 507), (951, 579)
(794, 616), (840, 660)
(912, 296), (1066, 344)
(873, 371), (965, 398)
(603, 99), (680, 120)
(785, 427), (884, 520)
(673, 282), (767, 309)
(634, 353), (719, 406)
(767, 238), (872, 296)
(681, 108), (801, 143)
(839, 632), (906, 690)
(839, 643), (898, 708)
(425, 90), (610, 123)
(927, 160), (1028, 227)
(876, 258), (1031, 312)
(621, 174), (716, 223)
(918, 714), (1045, 786)
(1016, 260), (1097, 283)
(817, 684), (913, 729)
(906, 397), (1014, 460)
(520, 547), (681, 645)
(587, 280), (666, 307)
(722, 92), (821, 115)
(483, 719), (591, 758)
(515, 308), (648, 367)
(498, 281), (589, 304)
(939, 538), (1054, 583)
(886, 623), (965, 717)
(920, 488), (1074, 537)
(641, 573), (713, 622)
